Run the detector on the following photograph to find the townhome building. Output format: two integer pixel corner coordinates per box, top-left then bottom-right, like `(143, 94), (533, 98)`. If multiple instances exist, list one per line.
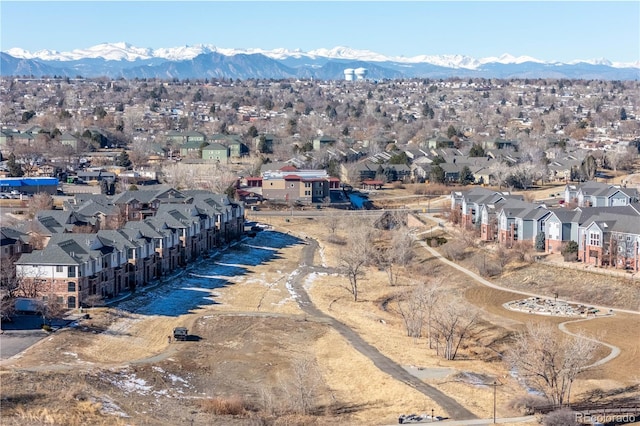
(1, 227), (30, 260)
(496, 200), (548, 246)
(577, 206), (640, 270)
(544, 205), (640, 255)
(564, 181), (639, 207)
(453, 187), (523, 228)
(15, 233), (128, 309)
(133, 218), (183, 276)
(13, 187), (245, 309)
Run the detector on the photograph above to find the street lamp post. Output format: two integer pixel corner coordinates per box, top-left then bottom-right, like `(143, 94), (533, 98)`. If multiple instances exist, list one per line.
(493, 380), (497, 424)
(489, 380), (502, 424)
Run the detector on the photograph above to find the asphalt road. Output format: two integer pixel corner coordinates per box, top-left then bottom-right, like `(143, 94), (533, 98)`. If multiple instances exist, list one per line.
(290, 238), (478, 421)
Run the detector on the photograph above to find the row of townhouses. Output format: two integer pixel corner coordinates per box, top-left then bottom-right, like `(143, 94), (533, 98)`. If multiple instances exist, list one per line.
(451, 182), (640, 271)
(6, 186), (244, 310)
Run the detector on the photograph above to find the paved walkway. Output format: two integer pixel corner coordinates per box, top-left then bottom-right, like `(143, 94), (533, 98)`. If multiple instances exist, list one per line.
(290, 238), (478, 421)
(413, 221), (640, 317)
(414, 234), (629, 370)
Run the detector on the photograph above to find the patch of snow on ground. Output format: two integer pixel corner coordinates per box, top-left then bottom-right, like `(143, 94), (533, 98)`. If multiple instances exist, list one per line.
(285, 270), (300, 299)
(168, 373), (188, 384)
(107, 371), (153, 395)
(304, 272), (320, 290)
(108, 231), (300, 317)
(96, 396), (129, 418)
(318, 244), (327, 267)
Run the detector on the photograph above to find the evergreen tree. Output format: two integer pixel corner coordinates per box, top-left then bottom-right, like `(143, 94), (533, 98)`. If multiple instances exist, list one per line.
(535, 232), (546, 252)
(468, 143), (486, 157)
(117, 150), (132, 168)
(580, 155), (597, 181)
(7, 153), (24, 177)
(432, 155), (445, 166)
(430, 165), (445, 184)
(247, 125), (258, 138)
(446, 125), (457, 139)
(620, 108), (627, 121)
(389, 151), (409, 165)
(459, 166), (475, 185)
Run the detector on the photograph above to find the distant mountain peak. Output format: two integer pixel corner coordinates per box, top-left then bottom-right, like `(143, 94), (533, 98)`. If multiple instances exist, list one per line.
(4, 42), (638, 70)
(2, 42), (638, 80)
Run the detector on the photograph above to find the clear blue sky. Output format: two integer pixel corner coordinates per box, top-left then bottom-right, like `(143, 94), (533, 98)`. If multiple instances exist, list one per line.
(1, 1), (639, 63)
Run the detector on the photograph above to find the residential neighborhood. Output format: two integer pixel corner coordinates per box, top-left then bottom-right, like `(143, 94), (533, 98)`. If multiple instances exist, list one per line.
(1, 63), (640, 426)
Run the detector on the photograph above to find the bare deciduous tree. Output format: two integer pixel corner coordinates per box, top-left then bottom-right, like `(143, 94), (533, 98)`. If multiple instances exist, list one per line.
(505, 322), (598, 406)
(28, 193), (54, 219)
(338, 220), (373, 301)
(286, 357), (322, 415)
(395, 278), (443, 344)
(431, 298), (479, 360)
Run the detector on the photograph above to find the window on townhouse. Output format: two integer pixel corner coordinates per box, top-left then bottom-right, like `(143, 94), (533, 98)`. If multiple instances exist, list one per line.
(589, 232), (600, 247)
(56, 265), (64, 273)
(68, 282), (76, 292)
(68, 266), (76, 278)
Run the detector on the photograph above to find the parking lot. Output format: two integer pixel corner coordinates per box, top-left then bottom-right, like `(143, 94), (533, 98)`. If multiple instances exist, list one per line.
(0, 315), (50, 360)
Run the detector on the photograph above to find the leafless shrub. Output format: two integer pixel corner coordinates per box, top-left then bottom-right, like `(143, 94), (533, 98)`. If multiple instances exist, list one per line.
(506, 394), (547, 415)
(199, 395), (251, 416)
(542, 408), (579, 426)
(258, 386), (279, 416)
(279, 357), (323, 415)
(448, 208), (462, 225)
(396, 279), (443, 346)
(325, 234), (346, 245)
(473, 253), (502, 277)
(324, 215), (340, 235)
(443, 240), (467, 261)
(83, 294), (105, 308)
(511, 241), (534, 262)
(27, 192), (54, 219)
(494, 245), (513, 268)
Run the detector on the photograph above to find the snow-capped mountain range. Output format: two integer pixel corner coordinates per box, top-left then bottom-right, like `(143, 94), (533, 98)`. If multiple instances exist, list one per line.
(5, 42), (639, 69)
(2, 42), (638, 80)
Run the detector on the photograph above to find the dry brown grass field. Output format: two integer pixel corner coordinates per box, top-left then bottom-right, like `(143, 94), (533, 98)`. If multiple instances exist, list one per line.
(2, 184), (639, 425)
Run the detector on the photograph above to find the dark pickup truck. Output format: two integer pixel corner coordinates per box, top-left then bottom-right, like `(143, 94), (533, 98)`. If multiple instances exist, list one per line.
(173, 327), (188, 341)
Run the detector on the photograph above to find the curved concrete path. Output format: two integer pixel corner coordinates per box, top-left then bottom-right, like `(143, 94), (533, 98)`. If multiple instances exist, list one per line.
(415, 219), (639, 316)
(291, 238), (478, 421)
(558, 317), (621, 369)
(416, 239), (625, 369)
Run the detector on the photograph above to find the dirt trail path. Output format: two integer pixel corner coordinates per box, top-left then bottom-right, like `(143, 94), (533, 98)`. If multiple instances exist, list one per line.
(290, 238), (478, 421)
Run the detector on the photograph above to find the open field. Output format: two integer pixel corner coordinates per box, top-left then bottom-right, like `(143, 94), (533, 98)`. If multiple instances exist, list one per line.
(2, 192), (639, 425)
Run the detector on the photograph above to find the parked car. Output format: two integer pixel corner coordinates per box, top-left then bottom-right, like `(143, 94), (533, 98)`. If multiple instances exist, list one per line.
(173, 327), (188, 341)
